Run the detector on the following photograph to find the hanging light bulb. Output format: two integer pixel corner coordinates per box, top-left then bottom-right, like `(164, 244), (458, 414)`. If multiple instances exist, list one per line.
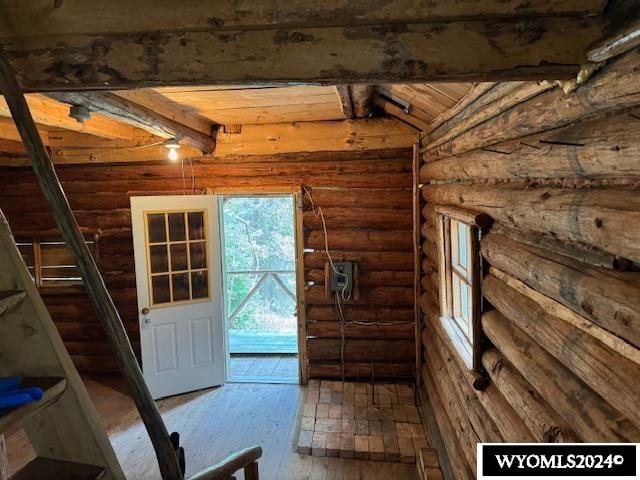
(164, 138), (180, 162)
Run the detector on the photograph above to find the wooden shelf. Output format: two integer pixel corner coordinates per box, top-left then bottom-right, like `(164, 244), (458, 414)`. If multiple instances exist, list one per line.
(0, 377), (66, 436)
(0, 290), (26, 316)
(10, 457), (105, 480)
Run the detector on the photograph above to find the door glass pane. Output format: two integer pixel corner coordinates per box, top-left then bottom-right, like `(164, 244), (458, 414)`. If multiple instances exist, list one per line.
(191, 271), (209, 299)
(150, 245), (169, 274)
(188, 211), (205, 240)
(168, 212), (186, 242)
(172, 273), (190, 301)
(148, 214), (166, 243)
(189, 242), (207, 269)
(170, 243), (188, 271)
(147, 209), (209, 306)
(152, 275), (171, 304)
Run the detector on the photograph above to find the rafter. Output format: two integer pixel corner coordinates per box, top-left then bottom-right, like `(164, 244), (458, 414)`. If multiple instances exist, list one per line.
(48, 91), (216, 153)
(0, 94), (143, 140)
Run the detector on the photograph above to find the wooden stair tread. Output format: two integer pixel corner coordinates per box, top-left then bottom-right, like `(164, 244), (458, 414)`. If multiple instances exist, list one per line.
(0, 377), (66, 436)
(0, 290), (26, 316)
(9, 457), (106, 480)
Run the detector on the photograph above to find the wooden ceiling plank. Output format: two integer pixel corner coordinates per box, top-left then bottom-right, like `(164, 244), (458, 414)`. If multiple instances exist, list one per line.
(0, 0), (606, 39)
(47, 91), (216, 153)
(428, 82), (497, 132)
(5, 16), (603, 90)
(0, 94), (137, 139)
(113, 90), (213, 136)
(194, 103), (345, 124)
(375, 85), (443, 123)
(371, 94), (431, 132)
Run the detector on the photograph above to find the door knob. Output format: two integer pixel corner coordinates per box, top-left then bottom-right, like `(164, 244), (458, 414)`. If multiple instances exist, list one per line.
(141, 307), (151, 329)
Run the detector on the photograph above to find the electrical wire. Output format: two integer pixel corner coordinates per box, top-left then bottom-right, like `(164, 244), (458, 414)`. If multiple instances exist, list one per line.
(303, 186), (407, 380)
(304, 186), (351, 380)
(180, 156), (197, 195)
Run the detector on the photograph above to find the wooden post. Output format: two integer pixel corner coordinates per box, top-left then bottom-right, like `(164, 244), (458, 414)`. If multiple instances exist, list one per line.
(0, 50), (184, 480)
(412, 141), (422, 385)
(244, 462), (259, 480)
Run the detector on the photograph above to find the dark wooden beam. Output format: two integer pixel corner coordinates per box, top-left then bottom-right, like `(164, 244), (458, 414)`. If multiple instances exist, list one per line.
(0, 0), (606, 38)
(47, 91), (216, 153)
(350, 85), (375, 118)
(3, 16), (602, 90)
(0, 48), (184, 480)
(334, 86), (354, 119)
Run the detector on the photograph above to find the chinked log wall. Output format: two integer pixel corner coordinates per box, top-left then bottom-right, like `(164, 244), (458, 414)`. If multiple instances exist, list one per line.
(0, 147), (416, 378)
(419, 47), (640, 479)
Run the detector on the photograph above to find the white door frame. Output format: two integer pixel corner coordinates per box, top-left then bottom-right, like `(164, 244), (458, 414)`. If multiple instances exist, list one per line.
(212, 186), (307, 384)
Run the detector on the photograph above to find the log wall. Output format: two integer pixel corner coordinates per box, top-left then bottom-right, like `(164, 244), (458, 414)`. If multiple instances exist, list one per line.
(419, 47), (640, 478)
(0, 147), (416, 378)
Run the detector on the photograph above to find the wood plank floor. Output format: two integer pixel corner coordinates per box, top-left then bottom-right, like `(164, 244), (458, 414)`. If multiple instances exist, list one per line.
(229, 354), (299, 384)
(6, 376), (418, 480)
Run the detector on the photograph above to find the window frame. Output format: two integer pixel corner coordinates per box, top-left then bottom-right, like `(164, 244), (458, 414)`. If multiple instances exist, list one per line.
(436, 208), (482, 371)
(17, 231), (99, 288)
(143, 208), (212, 308)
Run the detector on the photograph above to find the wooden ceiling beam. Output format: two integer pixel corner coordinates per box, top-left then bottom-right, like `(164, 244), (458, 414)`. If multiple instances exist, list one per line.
(0, 117), (415, 165)
(0, 117), (49, 144)
(214, 117), (416, 156)
(0, 94), (138, 139)
(47, 92), (216, 153)
(0, 1), (606, 39)
(4, 16), (602, 90)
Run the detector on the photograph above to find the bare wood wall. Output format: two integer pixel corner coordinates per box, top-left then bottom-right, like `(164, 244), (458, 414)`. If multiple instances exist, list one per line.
(419, 47), (640, 479)
(0, 147), (416, 378)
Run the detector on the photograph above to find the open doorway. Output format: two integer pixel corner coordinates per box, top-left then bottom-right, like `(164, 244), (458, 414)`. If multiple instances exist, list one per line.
(219, 194), (299, 384)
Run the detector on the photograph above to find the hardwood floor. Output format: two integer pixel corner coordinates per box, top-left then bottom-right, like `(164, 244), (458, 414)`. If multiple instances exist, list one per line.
(6, 376), (418, 480)
(229, 354), (299, 384)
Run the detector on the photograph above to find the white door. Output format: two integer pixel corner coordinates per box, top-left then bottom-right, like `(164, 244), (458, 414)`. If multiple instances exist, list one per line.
(131, 195), (225, 399)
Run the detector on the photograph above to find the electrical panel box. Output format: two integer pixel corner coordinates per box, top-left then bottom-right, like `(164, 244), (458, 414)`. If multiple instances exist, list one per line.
(329, 261), (354, 294)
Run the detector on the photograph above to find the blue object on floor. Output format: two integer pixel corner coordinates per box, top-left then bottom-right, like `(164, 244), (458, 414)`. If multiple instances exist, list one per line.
(0, 376), (21, 393)
(0, 377), (44, 411)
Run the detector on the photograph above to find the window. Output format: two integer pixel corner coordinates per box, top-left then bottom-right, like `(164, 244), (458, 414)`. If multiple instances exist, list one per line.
(17, 233), (97, 287)
(437, 210), (481, 370)
(145, 210), (210, 306)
